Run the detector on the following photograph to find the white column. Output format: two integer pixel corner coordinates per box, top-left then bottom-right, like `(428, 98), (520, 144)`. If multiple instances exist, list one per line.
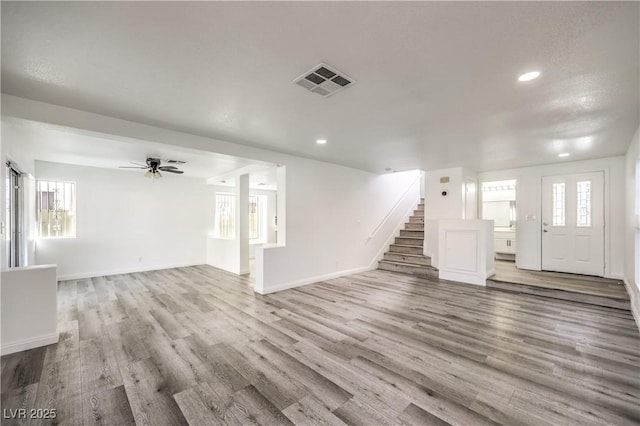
(237, 174), (250, 275)
(276, 165), (286, 246)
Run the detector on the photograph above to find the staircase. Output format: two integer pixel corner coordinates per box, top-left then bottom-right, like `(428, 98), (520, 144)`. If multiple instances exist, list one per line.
(378, 199), (438, 278)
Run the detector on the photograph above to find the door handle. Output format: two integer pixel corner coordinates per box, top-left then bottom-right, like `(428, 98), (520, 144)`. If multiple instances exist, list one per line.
(543, 229), (548, 233)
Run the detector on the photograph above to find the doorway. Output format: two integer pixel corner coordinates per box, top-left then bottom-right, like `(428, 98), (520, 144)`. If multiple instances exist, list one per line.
(482, 180), (517, 262)
(541, 171), (604, 276)
(5, 163), (23, 267)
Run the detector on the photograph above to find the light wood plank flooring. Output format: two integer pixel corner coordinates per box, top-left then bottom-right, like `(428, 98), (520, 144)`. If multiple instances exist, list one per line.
(489, 261), (631, 310)
(491, 261), (629, 299)
(1, 265), (639, 425)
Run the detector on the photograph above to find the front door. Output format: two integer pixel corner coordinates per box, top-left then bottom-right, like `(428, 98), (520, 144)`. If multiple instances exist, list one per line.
(541, 171), (604, 276)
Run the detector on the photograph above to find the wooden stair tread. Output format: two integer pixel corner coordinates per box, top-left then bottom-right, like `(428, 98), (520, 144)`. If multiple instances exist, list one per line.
(379, 259), (435, 267)
(386, 253), (429, 259)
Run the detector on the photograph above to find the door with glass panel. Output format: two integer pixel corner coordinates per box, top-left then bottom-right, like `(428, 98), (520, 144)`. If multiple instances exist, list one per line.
(541, 172), (604, 276)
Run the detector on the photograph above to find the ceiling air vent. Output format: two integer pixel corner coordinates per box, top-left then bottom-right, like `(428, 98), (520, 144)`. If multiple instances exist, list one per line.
(294, 63), (355, 98)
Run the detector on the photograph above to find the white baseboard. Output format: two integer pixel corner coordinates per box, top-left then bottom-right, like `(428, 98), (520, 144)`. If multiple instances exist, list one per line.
(57, 262), (203, 281)
(623, 277), (640, 332)
(1, 332), (58, 356)
(439, 270), (487, 286)
(255, 264), (375, 295)
(608, 273), (626, 281)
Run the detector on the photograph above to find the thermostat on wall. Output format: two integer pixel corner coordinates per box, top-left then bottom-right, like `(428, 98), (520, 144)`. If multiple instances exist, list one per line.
(440, 177), (450, 183)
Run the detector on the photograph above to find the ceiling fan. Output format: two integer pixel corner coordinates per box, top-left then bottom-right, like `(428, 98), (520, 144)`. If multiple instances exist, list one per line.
(119, 158), (185, 179)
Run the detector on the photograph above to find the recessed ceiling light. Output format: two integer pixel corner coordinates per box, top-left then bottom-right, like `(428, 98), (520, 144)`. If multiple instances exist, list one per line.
(558, 153), (570, 158)
(518, 71), (541, 82)
(316, 139), (327, 145)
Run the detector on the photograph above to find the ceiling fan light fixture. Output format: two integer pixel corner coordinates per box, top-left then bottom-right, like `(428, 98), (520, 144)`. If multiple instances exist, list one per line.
(145, 170), (153, 178)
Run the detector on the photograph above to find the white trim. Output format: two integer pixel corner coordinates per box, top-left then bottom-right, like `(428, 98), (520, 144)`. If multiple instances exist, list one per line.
(366, 194), (421, 270)
(57, 262), (202, 281)
(608, 273), (626, 280)
(255, 265), (373, 295)
(369, 174), (422, 239)
(439, 270), (486, 286)
(1, 332), (58, 356)
(623, 277), (640, 332)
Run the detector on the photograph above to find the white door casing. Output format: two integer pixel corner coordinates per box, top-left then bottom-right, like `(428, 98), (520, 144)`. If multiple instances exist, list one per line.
(541, 171), (604, 276)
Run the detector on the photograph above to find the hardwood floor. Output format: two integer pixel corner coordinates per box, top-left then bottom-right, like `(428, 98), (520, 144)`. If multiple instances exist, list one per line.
(1, 265), (639, 425)
(489, 261), (631, 310)
(491, 260), (629, 299)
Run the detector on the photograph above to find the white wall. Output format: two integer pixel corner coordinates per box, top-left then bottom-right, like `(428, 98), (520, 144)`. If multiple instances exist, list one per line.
(624, 125), (640, 325)
(478, 156), (626, 278)
(2, 96), (421, 292)
(257, 167), (421, 293)
(438, 219), (494, 286)
(425, 167), (464, 220)
(35, 161), (208, 279)
(1, 265), (58, 355)
(424, 167), (477, 220)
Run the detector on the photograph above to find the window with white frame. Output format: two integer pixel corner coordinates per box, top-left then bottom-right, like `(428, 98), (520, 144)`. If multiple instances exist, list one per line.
(249, 195), (260, 240)
(552, 183), (565, 226)
(576, 180), (592, 227)
(215, 193), (235, 239)
(36, 180), (76, 238)
(249, 195), (267, 242)
(215, 193), (266, 241)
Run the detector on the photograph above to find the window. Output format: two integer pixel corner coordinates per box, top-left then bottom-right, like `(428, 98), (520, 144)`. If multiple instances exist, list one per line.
(552, 183), (565, 226)
(576, 180), (591, 227)
(249, 195), (260, 240)
(36, 180), (76, 238)
(215, 193), (266, 241)
(215, 193), (235, 239)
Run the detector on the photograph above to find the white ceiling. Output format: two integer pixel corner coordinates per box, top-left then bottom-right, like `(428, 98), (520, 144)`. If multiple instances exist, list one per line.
(6, 119), (278, 187)
(1, 2), (638, 173)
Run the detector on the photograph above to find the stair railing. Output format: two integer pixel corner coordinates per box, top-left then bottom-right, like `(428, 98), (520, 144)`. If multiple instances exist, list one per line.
(368, 173), (422, 239)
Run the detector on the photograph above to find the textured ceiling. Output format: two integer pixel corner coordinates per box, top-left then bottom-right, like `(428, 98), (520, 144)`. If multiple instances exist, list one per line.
(1, 2), (638, 173)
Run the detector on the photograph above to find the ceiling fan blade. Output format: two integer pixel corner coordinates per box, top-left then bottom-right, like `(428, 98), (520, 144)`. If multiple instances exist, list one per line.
(158, 166), (178, 170)
(161, 169), (184, 174)
(119, 166), (148, 169)
(165, 160), (186, 164)
(130, 161), (147, 167)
